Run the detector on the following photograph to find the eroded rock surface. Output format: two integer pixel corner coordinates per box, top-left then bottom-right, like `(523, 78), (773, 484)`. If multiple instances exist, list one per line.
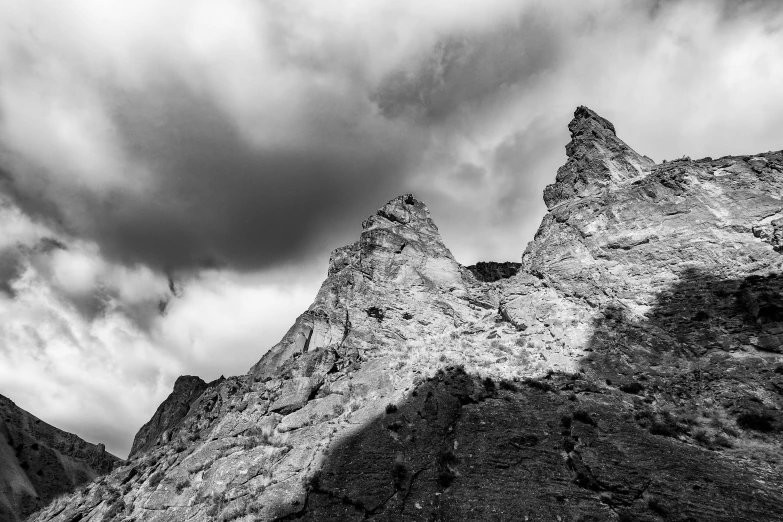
(466, 261), (521, 282)
(29, 107), (783, 522)
(0, 394), (119, 522)
(130, 376), (212, 457)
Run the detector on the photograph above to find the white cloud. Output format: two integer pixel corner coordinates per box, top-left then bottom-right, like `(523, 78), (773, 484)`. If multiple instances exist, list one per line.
(1, 0), (783, 457)
(0, 198), (318, 457)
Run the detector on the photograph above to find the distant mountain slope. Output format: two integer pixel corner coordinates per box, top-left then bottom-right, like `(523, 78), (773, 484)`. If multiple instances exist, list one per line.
(0, 394), (119, 521)
(29, 107), (783, 522)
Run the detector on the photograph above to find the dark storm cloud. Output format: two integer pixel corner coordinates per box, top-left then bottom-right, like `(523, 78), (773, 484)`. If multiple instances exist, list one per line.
(85, 85), (422, 271)
(0, 250), (21, 297)
(373, 14), (562, 123)
(3, 0), (783, 276)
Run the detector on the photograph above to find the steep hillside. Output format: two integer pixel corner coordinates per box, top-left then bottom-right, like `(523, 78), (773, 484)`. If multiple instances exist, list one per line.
(29, 107), (783, 522)
(0, 394), (119, 521)
(129, 376), (213, 458)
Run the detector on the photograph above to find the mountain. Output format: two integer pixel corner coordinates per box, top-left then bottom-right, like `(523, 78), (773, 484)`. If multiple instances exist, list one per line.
(129, 376), (213, 458)
(0, 394), (120, 521)
(28, 107), (783, 522)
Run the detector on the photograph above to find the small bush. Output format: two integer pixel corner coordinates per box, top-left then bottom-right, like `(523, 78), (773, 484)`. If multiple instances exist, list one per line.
(482, 377), (496, 390)
(647, 495), (668, 515)
(498, 380), (517, 392)
(365, 307), (384, 321)
(692, 429), (711, 446)
(436, 450), (458, 488)
(218, 500), (247, 522)
(242, 424), (286, 449)
(572, 410), (596, 426)
(175, 477), (190, 493)
(736, 411), (775, 432)
(101, 499), (125, 522)
(640, 409), (689, 438)
(391, 461), (407, 490)
(243, 436), (261, 450)
(385, 403), (398, 414)
(205, 493), (226, 518)
(619, 382), (644, 394)
(713, 434), (733, 448)
(497, 344), (513, 354)
(523, 379), (555, 392)
(722, 425), (740, 437)
(148, 471), (164, 488)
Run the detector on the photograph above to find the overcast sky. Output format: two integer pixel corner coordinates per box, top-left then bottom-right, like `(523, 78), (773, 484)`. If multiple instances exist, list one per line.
(1, 0), (782, 457)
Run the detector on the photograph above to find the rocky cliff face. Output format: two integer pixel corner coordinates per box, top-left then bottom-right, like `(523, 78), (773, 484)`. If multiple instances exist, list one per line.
(0, 394), (119, 522)
(129, 376), (212, 458)
(29, 107), (783, 522)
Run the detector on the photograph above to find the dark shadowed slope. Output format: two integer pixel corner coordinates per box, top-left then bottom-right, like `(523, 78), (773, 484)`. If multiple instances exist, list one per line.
(0, 394), (119, 521)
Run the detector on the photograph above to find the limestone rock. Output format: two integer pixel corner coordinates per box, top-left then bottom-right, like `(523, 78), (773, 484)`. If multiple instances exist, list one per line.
(29, 109), (783, 522)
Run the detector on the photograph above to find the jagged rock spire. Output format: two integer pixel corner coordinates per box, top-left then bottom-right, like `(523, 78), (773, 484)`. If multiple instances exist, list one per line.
(249, 193), (467, 383)
(543, 106), (654, 209)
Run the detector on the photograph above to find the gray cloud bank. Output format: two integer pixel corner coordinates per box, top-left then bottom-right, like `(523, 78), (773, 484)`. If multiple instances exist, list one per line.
(1, 0), (783, 456)
(1, 0), (778, 272)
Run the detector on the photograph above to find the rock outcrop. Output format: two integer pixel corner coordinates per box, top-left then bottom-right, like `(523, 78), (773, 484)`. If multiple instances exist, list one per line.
(466, 261), (521, 282)
(0, 394), (119, 521)
(129, 376), (212, 457)
(543, 106), (655, 209)
(29, 107), (783, 522)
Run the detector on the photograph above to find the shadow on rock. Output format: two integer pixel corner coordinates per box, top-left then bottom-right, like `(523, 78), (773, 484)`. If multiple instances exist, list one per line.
(581, 269), (783, 414)
(285, 364), (783, 521)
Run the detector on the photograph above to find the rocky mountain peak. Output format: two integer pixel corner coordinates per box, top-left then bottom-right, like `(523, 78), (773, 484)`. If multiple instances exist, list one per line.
(361, 193), (430, 231)
(543, 106), (655, 209)
(329, 193), (457, 280)
(254, 193), (469, 385)
(570, 105), (617, 136)
(29, 108), (783, 522)
(128, 376), (210, 457)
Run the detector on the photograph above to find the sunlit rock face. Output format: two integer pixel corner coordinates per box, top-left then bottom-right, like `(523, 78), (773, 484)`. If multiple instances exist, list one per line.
(0, 395), (119, 522)
(30, 108), (783, 522)
(542, 105), (655, 210)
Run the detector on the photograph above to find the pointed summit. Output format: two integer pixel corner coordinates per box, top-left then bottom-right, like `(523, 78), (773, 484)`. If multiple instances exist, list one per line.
(250, 194), (467, 383)
(543, 106), (654, 209)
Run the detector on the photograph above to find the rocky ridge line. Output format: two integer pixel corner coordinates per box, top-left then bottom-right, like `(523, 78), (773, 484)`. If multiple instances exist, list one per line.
(28, 107), (783, 522)
(0, 394), (120, 522)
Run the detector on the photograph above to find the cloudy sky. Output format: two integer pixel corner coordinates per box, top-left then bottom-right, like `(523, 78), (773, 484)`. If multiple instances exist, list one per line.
(1, 0), (782, 457)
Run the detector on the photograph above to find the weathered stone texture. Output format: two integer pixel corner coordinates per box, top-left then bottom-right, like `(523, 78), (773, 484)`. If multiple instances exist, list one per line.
(28, 108), (783, 522)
